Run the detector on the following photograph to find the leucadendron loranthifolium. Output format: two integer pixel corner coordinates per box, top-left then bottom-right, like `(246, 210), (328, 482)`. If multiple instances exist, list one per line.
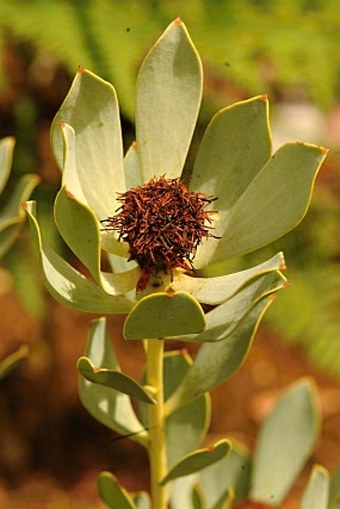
(24, 18), (327, 342)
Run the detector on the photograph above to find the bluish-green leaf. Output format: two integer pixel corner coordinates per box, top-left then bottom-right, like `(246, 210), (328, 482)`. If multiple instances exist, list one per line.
(192, 483), (206, 509)
(160, 439), (231, 485)
(78, 317), (147, 445)
(0, 136), (15, 194)
(196, 142), (327, 268)
(172, 252), (285, 305)
(180, 270), (286, 343)
(210, 488), (233, 509)
(97, 471), (137, 509)
(54, 185), (101, 280)
(24, 201), (133, 314)
(133, 492), (150, 509)
(77, 356), (156, 404)
(191, 95), (271, 215)
(0, 174), (40, 258)
(164, 351), (211, 469)
(136, 18), (202, 181)
(51, 67), (125, 218)
(170, 476), (198, 509)
(124, 141), (143, 189)
(54, 186), (139, 295)
(124, 291), (206, 340)
(199, 442), (251, 507)
(329, 467), (340, 509)
(250, 378), (320, 505)
(301, 465), (329, 509)
(165, 294), (277, 414)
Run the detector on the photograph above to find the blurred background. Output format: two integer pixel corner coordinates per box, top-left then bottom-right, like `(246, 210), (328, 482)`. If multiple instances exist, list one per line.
(0, 1), (339, 507)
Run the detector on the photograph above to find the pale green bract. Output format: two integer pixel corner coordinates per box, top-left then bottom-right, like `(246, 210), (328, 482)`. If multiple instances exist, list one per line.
(24, 18), (327, 341)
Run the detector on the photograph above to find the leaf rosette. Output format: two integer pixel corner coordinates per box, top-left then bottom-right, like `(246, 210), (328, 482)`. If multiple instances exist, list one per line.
(24, 18), (327, 341)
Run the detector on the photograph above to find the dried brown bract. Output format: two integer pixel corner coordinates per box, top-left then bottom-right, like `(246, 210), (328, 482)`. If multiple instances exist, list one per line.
(102, 176), (218, 274)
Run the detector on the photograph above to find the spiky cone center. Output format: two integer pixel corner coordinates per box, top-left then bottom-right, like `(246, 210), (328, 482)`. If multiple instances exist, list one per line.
(103, 176), (218, 279)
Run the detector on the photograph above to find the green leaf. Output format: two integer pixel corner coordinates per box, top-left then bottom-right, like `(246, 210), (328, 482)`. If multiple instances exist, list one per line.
(250, 378), (320, 506)
(170, 475), (198, 509)
(54, 186), (139, 295)
(173, 252), (285, 305)
(329, 467), (340, 509)
(191, 95), (271, 216)
(124, 141), (143, 189)
(197, 142), (327, 268)
(123, 291), (206, 340)
(165, 293), (277, 414)
(191, 95), (271, 269)
(199, 442), (251, 506)
(164, 351), (211, 469)
(180, 271), (286, 343)
(136, 18), (202, 182)
(24, 201), (133, 313)
(160, 439), (230, 485)
(0, 345), (29, 382)
(51, 67), (125, 218)
(301, 465), (329, 509)
(137, 350), (210, 469)
(77, 356), (156, 404)
(0, 136), (15, 194)
(0, 174), (40, 257)
(54, 185), (101, 280)
(209, 488), (233, 509)
(97, 471), (137, 509)
(79, 318), (147, 445)
(133, 492), (150, 509)
(192, 483), (206, 509)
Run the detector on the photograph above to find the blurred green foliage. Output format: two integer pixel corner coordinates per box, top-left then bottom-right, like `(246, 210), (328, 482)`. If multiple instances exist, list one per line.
(0, 0), (340, 118)
(0, 0), (339, 374)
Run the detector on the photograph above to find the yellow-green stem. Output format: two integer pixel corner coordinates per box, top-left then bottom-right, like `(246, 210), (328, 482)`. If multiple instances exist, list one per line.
(147, 338), (168, 509)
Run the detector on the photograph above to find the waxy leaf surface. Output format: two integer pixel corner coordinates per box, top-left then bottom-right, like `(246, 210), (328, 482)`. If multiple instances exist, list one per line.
(301, 465), (329, 509)
(77, 356), (156, 404)
(160, 439), (230, 485)
(136, 18), (202, 181)
(165, 278), (282, 414)
(51, 68), (125, 218)
(25, 201), (132, 313)
(250, 378), (320, 505)
(163, 351), (211, 469)
(97, 471), (137, 509)
(78, 318), (147, 445)
(124, 291), (206, 340)
(173, 252), (285, 305)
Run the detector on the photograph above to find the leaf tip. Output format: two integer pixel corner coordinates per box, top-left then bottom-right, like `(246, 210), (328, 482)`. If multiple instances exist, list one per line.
(279, 259), (287, 271)
(174, 16), (182, 26)
(166, 288), (176, 298)
(77, 65), (86, 74)
(283, 279), (290, 289)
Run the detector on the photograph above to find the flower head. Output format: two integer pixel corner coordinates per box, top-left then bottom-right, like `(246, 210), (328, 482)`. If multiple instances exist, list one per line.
(103, 176), (217, 276)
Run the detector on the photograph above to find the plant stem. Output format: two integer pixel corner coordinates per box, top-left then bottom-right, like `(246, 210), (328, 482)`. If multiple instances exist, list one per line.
(147, 338), (168, 509)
